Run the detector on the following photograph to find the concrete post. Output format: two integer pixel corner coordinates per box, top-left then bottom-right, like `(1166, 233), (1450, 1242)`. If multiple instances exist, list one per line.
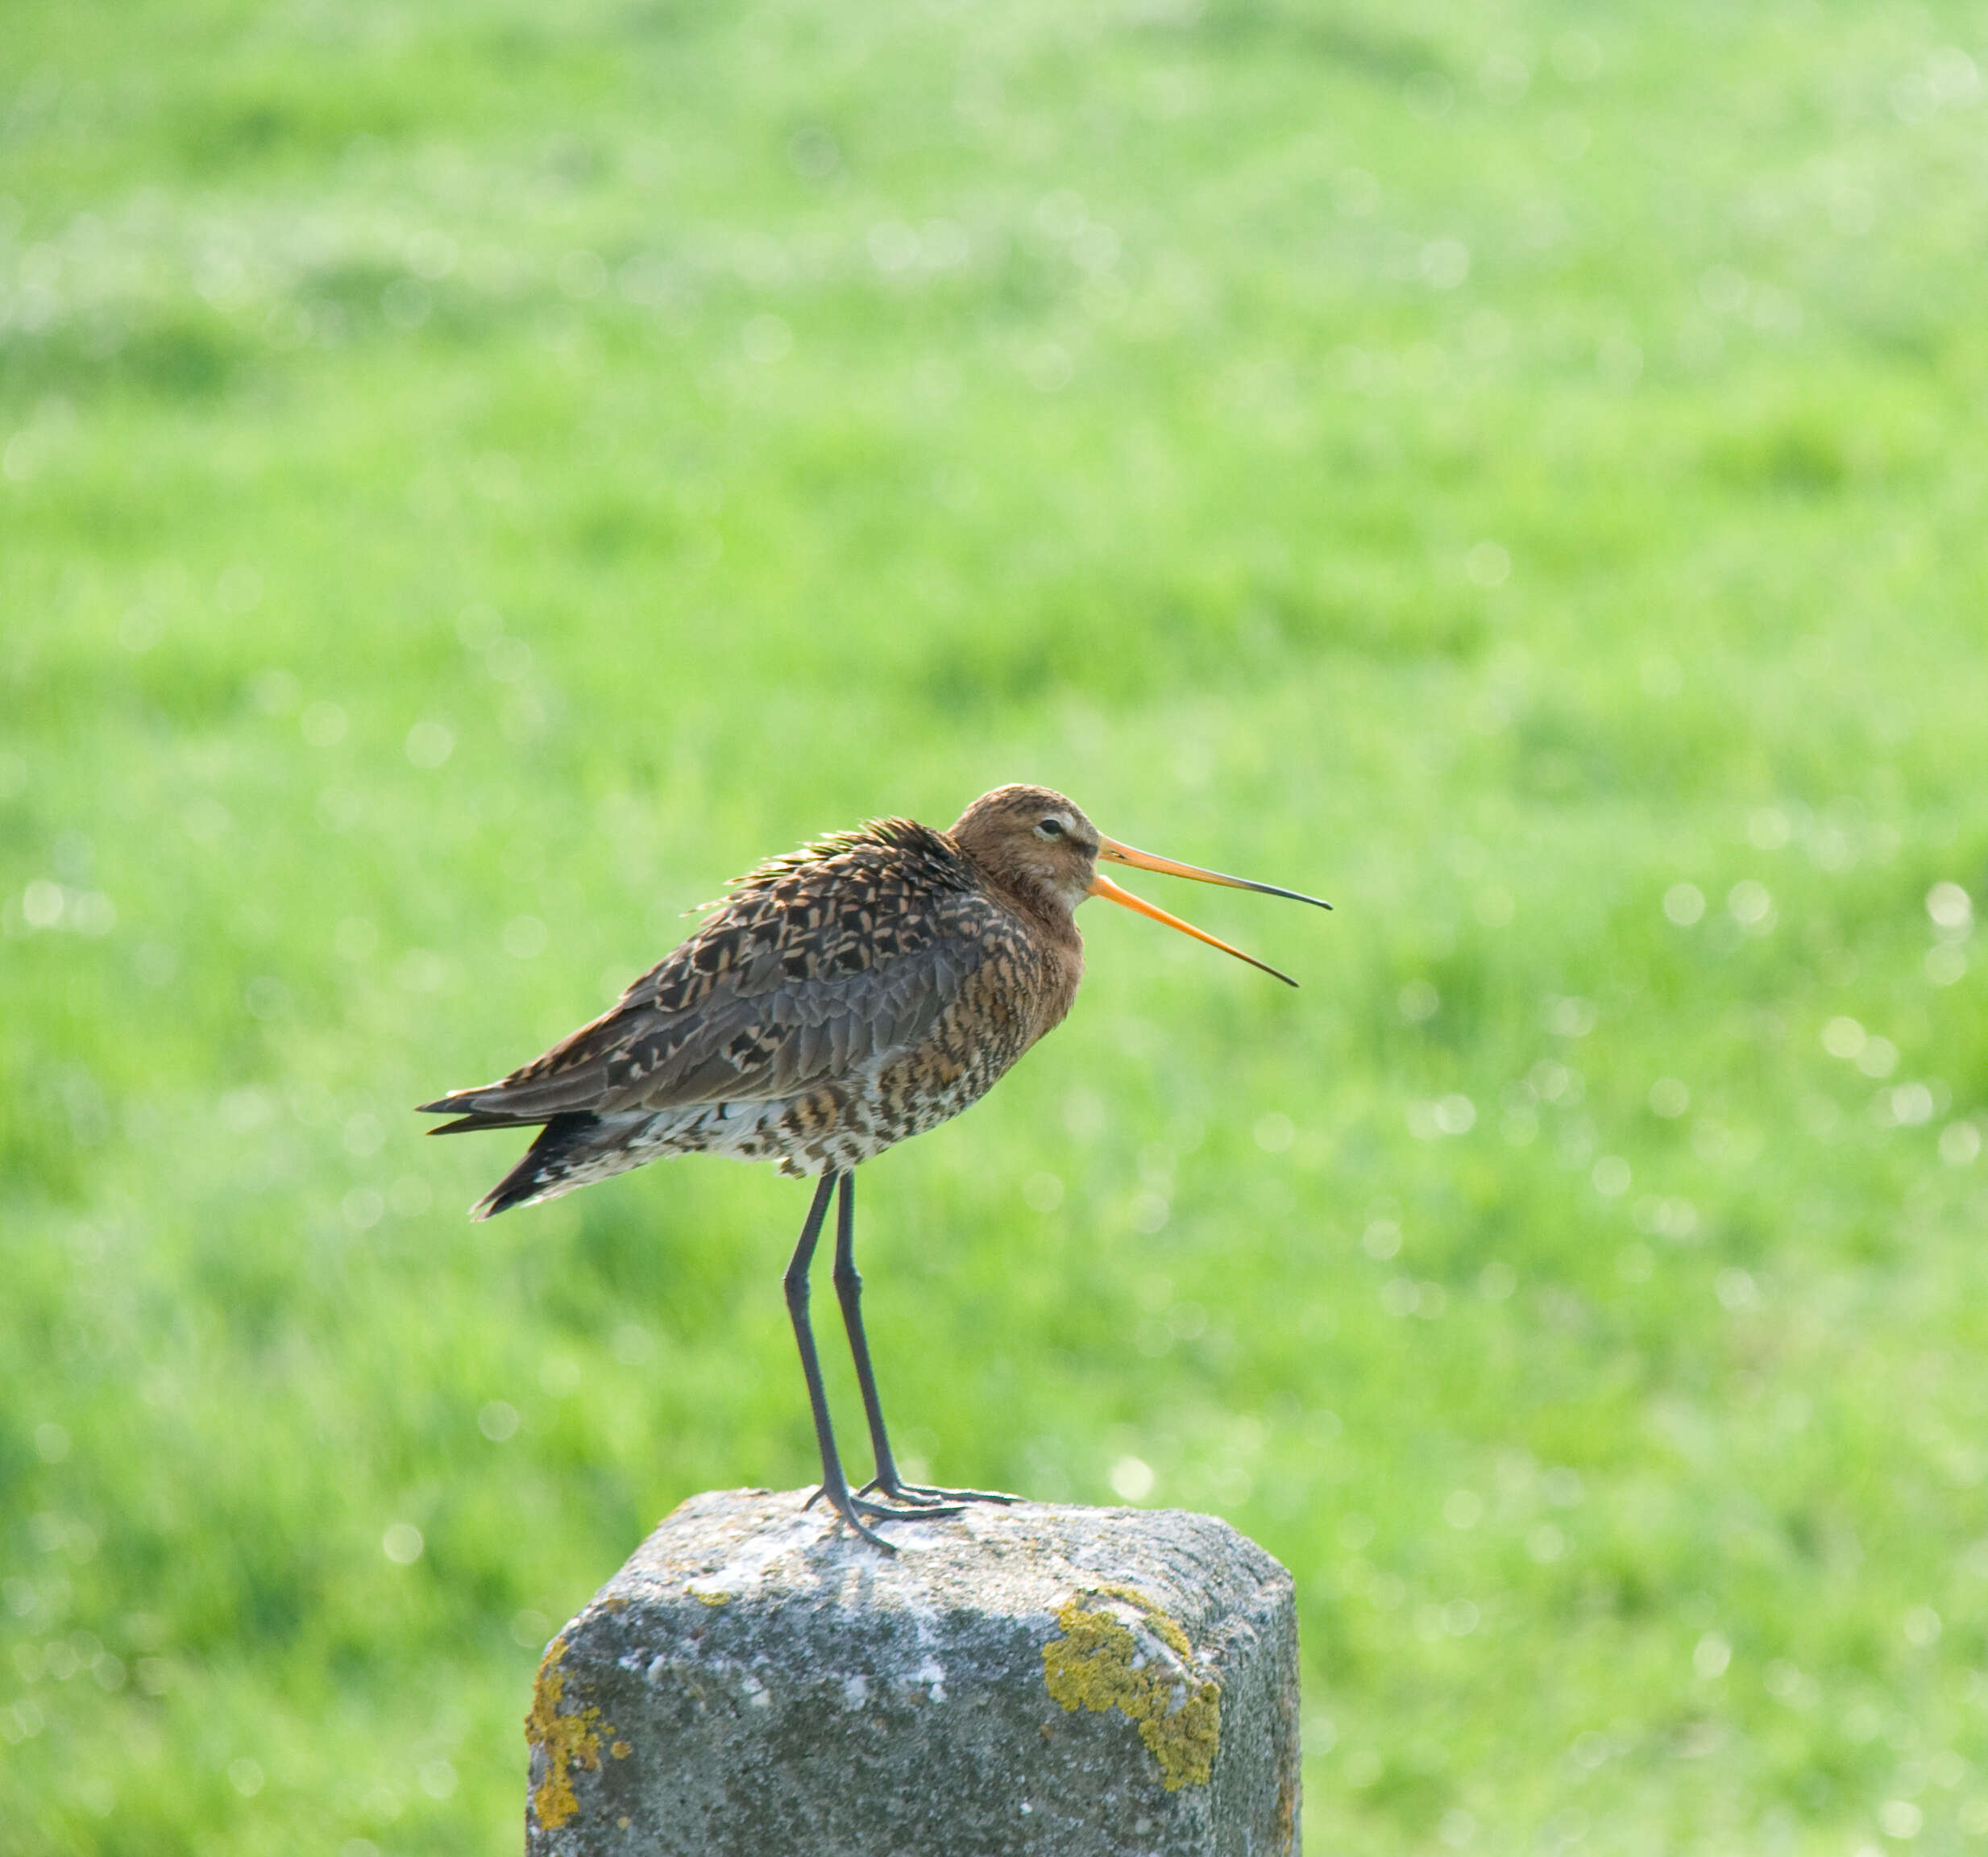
(524, 1487), (1300, 1855)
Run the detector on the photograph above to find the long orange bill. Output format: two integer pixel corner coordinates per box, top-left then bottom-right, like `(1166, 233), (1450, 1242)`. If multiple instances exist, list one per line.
(1088, 870), (1299, 985)
(1087, 837), (1329, 987)
(1097, 837), (1333, 912)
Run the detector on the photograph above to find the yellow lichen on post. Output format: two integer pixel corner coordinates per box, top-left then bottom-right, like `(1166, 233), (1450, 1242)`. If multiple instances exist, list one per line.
(1042, 1599), (1150, 1720)
(1092, 1581), (1193, 1658)
(525, 1638), (605, 1830)
(1145, 1676), (1221, 1788)
(1040, 1593), (1222, 1791)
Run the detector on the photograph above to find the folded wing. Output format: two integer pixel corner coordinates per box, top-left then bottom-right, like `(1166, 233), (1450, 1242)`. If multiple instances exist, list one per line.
(420, 827), (1008, 1131)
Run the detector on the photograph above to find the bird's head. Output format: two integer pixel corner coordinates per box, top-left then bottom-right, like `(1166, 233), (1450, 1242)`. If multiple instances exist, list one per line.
(949, 783), (1330, 984)
(950, 784), (1104, 916)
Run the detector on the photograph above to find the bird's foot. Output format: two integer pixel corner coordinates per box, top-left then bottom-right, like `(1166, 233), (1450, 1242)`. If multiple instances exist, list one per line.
(801, 1485), (961, 1543)
(859, 1492), (965, 1523)
(803, 1484), (910, 1552)
(859, 1474), (1017, 1509)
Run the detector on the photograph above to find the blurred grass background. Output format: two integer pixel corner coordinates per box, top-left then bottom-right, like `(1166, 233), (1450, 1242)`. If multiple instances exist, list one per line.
(4, 0), (1988, 1850)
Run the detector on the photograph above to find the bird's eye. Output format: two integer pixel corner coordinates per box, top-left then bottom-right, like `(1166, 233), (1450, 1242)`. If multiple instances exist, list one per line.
(1036, 818), (1065, 840)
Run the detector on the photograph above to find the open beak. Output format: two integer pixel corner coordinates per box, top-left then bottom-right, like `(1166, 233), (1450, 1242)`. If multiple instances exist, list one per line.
(1086, 837), (1331, 988)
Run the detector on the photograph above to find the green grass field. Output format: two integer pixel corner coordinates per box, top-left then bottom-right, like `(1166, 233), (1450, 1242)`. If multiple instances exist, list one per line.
(6, 0), (1988, 1850)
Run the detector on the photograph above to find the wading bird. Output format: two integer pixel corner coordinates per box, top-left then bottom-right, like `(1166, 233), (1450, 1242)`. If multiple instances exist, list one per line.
(420, 785), (1327, 1548)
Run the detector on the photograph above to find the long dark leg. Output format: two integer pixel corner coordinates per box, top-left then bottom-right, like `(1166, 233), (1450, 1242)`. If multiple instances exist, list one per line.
(783, 1169), (899, 1552)
(832, 1172), (953, 1511)
(833, 1171), (1015, 1510)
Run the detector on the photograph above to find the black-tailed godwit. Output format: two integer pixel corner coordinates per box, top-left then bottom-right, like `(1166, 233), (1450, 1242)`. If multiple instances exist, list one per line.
(420, 784), (1327, 1548)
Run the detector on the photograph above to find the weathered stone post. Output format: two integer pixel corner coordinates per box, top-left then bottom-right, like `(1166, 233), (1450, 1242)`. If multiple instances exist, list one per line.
(525, 1487), (1300, 1856)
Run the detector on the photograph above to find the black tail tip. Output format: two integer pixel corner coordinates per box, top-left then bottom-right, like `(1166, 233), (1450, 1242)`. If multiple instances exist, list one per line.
(465, 1112), (596, 1221)
(471, 1174), (542, 1220)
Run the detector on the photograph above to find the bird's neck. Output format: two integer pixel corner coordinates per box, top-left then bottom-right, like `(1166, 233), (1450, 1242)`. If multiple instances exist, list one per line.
(973, 862), (1078, 940)
(976, 869), (1085, 1045)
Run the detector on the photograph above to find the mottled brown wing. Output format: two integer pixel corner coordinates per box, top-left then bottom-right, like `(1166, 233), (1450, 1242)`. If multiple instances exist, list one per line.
(427, 834), (1019, 1124)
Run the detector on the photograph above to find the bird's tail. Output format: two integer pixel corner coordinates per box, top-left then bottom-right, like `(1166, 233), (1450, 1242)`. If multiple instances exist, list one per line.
(469, 1112), (603, 1219)
(419, 1087), (684, 1218)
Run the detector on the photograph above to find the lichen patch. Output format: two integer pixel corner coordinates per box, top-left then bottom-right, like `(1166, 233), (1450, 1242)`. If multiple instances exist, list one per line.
(1091, 1581), (1193, 1657)
(525, 1638), (609, 1830)
(1041, 1589), (1221, 1790)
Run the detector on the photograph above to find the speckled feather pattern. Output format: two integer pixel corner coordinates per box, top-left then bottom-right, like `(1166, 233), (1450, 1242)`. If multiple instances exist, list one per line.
(425, 814), (1084, 1215)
